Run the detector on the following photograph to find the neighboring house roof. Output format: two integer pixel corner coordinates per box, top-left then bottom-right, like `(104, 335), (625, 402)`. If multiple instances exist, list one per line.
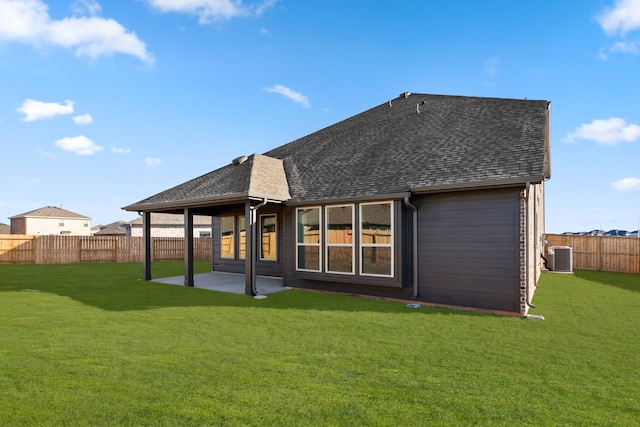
(124, 93), (550, 212)
(93, 221), (128, 236)
(0, 222), (10, 234)
(128, 213), (212, 226)
(9, 206), (90, 220)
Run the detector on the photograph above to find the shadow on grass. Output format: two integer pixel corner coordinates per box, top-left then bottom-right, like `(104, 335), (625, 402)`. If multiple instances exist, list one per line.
(0, 262), (482, 317)
(573, 269), (640, 293)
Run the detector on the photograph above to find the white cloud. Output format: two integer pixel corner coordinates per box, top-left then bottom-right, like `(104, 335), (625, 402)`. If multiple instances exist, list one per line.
(72, 0), (101, 16)
(17, 99), (74, 122)
(611, 39), (640, 53)
(484, 57), (500, 77)
(565, 117), (640, 145)
(598, 0), (640, 35)
(145, 157), (161, 166)
(111, 145), (131, 154)
(0, 0), (153, 63)
(54, 135), (104, 155)
(612, 177), (640, 190)
(72, 113), (93, 125)
(265, 84), (310, 108)
(145, 0), (275, 24)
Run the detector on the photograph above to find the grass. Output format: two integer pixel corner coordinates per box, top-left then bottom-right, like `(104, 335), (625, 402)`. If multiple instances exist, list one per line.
(0, 263), (639, 426)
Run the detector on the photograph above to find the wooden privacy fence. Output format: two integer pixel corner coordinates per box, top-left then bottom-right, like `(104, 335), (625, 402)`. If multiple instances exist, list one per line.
(545, 234), (640, 274)
(0, 235), (211, 265)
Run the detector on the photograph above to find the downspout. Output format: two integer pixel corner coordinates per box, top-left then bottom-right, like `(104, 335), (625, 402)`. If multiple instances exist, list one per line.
(403, 196), (419, 299)
(250, 198), (268, 296)
(524, 183), (535, 309)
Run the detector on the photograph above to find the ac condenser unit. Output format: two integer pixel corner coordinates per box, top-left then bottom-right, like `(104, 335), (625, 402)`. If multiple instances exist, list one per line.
(549, 246), (573, 273)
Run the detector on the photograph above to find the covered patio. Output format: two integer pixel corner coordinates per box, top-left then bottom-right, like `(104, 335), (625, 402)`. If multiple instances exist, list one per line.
(151, 271), (289, 296)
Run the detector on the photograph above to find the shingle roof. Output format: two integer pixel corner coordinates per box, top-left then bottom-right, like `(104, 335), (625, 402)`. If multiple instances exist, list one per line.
(266, 93), (549, 202)
(9, 206), (90, 219)
(93, 221), (128, 236)
(124, 153), (290, 211)
(124, 93), (549, 211)
(0, 222), (10, 234)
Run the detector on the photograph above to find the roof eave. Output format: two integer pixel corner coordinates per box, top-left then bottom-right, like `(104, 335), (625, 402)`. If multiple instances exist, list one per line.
(285, 192), (410, 207)
(410, 177), (546, 195)
(123, 191), (291, 213)
(122, 193), (251, 212)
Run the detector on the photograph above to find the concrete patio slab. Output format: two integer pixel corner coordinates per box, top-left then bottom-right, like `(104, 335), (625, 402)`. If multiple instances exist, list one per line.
(151, 271), (289, 296)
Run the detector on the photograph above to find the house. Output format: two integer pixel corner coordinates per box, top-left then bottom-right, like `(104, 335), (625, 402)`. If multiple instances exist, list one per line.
(0, 222), (10, 234)
(127, 213), (212, 238)
(92, 221), (129, 236)
(124, 92), (550, 316)
(9, 206), (91, 236)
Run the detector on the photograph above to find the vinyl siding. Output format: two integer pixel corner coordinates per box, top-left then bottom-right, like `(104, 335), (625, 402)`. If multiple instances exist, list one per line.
(414, 188), (521, 312)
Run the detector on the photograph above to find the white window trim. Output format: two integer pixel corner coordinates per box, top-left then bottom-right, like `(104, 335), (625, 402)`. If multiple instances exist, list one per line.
(259, 213), (278, 261)
(296, 207), (322, 272)
(359, 201), (394, 278)
(325, 204), (355, 275)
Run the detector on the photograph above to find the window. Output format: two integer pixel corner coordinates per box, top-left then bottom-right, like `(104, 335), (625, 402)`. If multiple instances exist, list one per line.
(238, 216), (246, 260)
(360, 202), (393, 277)
(220, 216), (235, 259)
(59, 221), (64, 227)
(326, 205), (354, 274)
(296, 207), (321, 271)
(260, 214), (277, 261)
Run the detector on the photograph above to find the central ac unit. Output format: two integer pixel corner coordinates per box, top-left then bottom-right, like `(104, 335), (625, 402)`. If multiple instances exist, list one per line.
(549, 246), (573, 273)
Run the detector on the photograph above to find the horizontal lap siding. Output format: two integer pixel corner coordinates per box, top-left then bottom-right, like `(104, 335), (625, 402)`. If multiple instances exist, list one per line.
(416, 189), (521, 312)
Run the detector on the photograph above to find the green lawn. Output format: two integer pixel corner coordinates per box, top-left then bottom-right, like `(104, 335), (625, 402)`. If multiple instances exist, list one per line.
(1, 263), (638, 426)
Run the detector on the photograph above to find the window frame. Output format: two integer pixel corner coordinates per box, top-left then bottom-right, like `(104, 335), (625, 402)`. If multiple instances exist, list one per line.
(325, 204), (355, 275)
(295, 207), (322, 272)
(219, 215), (235, 259)
(259, 213), (278, 261)
(359, 201), (394, 278)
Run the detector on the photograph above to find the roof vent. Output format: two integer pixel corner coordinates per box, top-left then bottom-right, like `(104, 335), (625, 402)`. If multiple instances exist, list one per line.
(232, 155), (248, 166)
(400, 91), (411, 98)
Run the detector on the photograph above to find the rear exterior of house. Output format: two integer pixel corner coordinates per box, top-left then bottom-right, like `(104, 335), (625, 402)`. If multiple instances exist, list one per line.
(124, 92), (550, 316)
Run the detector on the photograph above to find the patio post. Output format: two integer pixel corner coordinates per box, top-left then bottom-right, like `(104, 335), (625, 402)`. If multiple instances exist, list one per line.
(143, 211), (152, 280)
(184, 208), (194, 287)
(244, 202), (255, 295)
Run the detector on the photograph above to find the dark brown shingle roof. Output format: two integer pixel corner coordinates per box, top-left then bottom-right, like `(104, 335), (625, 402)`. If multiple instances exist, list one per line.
(124, 93), (549, 211)
(10, 206), (90, 219)
(266, 93), (549, 202)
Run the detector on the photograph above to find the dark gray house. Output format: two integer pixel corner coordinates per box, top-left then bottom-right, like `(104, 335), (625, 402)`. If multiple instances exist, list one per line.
(124, 92), (550, 316)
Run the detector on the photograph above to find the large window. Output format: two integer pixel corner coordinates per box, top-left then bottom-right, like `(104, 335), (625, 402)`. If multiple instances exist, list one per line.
(296, 208), (321, 272)
(260, 214), (277, 261)
(220, 216), (235, 259)
(326, 205), (354, 274)
(360, 202), (393, 277)
(295, 201), (395, 278)
(238, 215), (246, 259)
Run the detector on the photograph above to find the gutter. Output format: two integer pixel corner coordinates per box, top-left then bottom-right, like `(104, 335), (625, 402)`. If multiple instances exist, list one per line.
(403, 196), (419, 299)
(410, 177), (545, 195)
(249, 198), (268, 296)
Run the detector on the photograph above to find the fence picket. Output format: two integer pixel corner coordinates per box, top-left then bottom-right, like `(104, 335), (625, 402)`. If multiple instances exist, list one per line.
(0, 235), (211, 264)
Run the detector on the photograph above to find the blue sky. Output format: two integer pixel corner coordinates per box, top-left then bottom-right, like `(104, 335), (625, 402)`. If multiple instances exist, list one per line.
(1, 0), (639, 234)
